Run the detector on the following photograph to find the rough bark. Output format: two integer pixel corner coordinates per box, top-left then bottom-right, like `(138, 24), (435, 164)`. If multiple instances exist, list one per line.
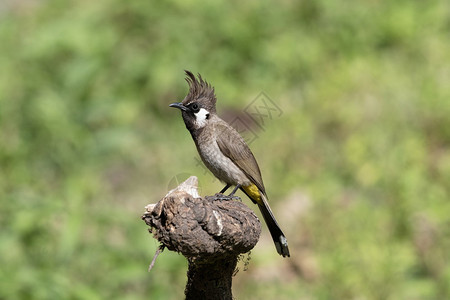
(142, 176), (261, 300)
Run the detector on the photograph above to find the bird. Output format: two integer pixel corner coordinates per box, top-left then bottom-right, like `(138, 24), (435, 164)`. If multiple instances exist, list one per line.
(169, 70), (290, 257)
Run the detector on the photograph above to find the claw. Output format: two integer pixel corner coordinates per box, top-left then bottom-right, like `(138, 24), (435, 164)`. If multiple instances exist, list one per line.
(206, 193), (240, 201)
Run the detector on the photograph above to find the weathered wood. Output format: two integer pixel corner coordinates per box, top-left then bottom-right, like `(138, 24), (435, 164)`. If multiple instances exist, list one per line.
(142, 176), (261, 300)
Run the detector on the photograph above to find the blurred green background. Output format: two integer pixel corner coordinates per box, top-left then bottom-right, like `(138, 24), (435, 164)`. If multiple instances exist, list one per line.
(1, 0), (450, 299)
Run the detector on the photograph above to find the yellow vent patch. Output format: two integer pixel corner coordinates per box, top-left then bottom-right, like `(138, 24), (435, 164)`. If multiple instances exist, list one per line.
(242, 184), (262, 205)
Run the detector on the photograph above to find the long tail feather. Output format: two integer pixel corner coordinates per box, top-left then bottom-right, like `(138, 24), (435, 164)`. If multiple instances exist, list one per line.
(257, 193), (290, 257)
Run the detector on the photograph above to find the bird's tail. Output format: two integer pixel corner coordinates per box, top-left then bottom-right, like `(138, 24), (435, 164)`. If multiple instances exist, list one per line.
(257, 193), (290, 257)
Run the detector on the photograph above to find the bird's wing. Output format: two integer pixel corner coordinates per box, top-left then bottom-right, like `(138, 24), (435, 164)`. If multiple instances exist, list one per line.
(214, 122), (265, 193)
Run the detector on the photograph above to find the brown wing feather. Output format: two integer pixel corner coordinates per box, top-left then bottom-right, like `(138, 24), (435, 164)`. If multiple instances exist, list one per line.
(215, 122), (266, 194)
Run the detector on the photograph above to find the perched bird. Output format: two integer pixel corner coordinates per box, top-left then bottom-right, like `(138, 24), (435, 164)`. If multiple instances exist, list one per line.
(169, 71), (290, 257)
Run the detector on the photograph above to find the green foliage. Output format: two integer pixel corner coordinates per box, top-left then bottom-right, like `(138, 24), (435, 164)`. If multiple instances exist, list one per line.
(1, 0), (449, 299)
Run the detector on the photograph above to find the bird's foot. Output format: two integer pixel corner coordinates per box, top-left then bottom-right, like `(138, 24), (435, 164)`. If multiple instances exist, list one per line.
(206, 193), (240, 202)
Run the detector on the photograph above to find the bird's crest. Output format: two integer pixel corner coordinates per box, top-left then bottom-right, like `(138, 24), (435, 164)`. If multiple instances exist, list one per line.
(183, 70), (217, 107)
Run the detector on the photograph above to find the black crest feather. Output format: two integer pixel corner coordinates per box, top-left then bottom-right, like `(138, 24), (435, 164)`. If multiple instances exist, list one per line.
(182, 70), (217, 108)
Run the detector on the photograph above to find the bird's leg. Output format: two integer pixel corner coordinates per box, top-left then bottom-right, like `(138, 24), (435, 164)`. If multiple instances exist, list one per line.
(219, 184), (231, 194)
(207, 184), (240, 201)
(228, 184), (241, 197)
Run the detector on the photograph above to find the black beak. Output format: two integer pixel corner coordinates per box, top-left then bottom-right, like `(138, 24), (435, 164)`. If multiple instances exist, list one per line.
(169, 102), (188, 112)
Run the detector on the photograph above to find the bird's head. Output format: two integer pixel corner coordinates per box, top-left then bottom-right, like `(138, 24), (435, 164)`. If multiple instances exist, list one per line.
(170, 70), (217, 131)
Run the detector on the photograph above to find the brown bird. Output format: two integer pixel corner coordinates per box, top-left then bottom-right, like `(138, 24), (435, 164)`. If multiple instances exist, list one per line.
(170, 71), (290, 257)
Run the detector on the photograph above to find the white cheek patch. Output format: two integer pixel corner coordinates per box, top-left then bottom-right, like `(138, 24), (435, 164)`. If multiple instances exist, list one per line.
(194, 108), (210, 127)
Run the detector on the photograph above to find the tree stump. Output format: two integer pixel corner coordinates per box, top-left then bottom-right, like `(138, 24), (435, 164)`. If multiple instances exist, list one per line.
(142, 176), (261, 300)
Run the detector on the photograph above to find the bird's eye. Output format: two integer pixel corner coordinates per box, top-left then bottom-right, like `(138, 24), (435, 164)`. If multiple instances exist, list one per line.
(191, 103), (199, 112)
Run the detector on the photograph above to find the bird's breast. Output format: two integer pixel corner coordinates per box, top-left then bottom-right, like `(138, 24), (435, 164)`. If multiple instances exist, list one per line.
(195, 134), (249, 186)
